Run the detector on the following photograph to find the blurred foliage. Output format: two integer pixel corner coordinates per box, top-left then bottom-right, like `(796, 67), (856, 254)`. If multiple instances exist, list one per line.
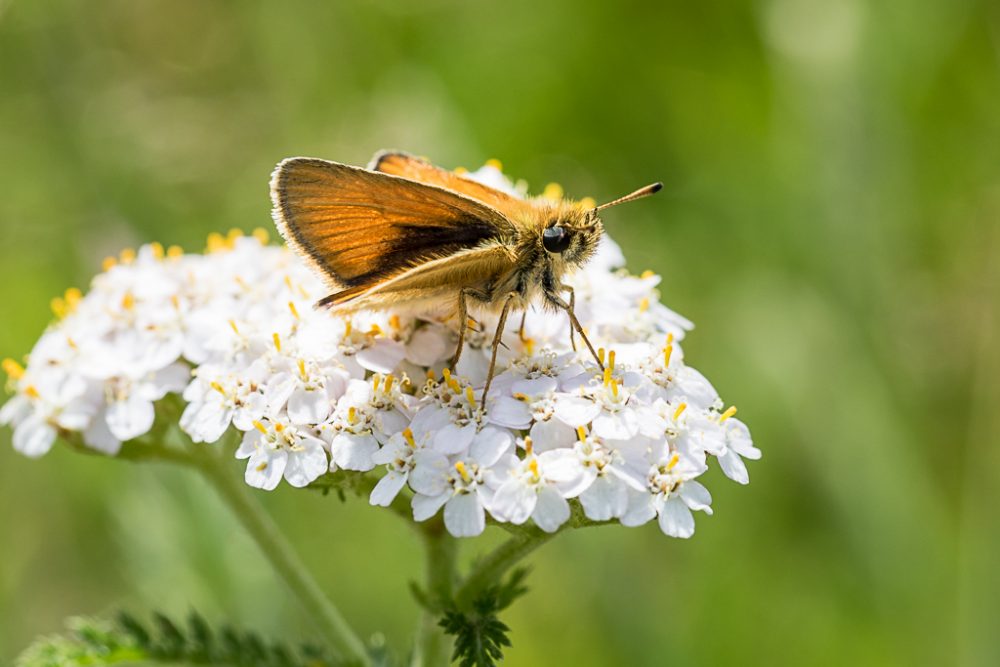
(1, 0), (999, 665)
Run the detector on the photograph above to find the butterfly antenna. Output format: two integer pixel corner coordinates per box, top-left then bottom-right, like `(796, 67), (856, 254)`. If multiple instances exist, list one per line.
(594, 182), (663, 212)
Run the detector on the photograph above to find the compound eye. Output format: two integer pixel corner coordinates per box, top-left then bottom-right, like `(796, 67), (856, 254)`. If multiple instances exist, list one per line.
(542, 225), (571, 253)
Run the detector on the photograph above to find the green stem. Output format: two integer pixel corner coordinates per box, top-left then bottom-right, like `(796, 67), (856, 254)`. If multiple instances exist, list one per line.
(412, 520), (457, 667)
(453, 525), (554, 611)
(194, 452), (372, 666)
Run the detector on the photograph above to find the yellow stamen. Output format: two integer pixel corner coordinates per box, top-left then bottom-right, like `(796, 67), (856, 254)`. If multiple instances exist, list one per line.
(426, 369), (436, 380)
(252, 227), (270, 244)
(384, 374), (394, 393)
(210, 381), (227, 396)
(288, 301), (300, 320)
(227, 228), (243, 243)
(348, 406), (357, 424)
(603, 365), (612, 387)
(611, 380), (619, 398)
(523, 436), (533, 454)
(119, 247), (136, 264)
(608, 349), (616, 372)
(666, 452), (680, 471)
(524, 337), (535, 355)
(206, 232), (226, 252)
(274, 422), (285, 433)
(344, 320), (352, 336)
(528, 458), (539, 479)
(639, 297), (650, 312)
(66, 336), (77, 349)
(598, 347), (606, 366)
(368, 323), (382, 336)
(50, 297), (67, 319)
(64, 287), (82, 309)
(234, 275), (249, 290)
(579, 196), (596, 210)
(485, 158), (503, 171)
(24, 384), (40, 399)
(454, 166), (468, 175)
(256, 461), (268, 471)
(2, 358), (25, 380)
(170, 294), (180, 310)
(272, 333), (282, 352)
(576, 426), (587, 442)
(297, 359), (307, 379)
(102, 256), (117, 272)
(512, 392), (529, 402)
(372, 374), (381, 393)
(640, 269), (655, 279)
(167, 245), (183, 259)
(121, 292), (135, 311)
(465, 386), (476, 405)
(228, 319), (240, 335)
(403, 427), (416, 447)
(389, 314), (401, 330)
(719, 406), (738, 423)
(442, 368), (451, 382)
(149, 242), (164, 259)
(663, 333), (674, 368)
(542, 182), (563, 200)
(252, 420), (267, 434)
(673, 402), (687, 421)
(454, 460), (471, 483)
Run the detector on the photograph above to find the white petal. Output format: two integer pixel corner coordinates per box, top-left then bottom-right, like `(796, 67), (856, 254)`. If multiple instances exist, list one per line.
(356, 339), (406, 374)
(531, 486), (570, 533)
(621, 490), (657, 527)
(679, 480), (713, 514)
(264, 374), (297, 414)
(444, 493), (485, 537)
(106, 394), (155, 442)
(433, 422), (476, 455)
(245, 448), (288, 491)
(592, 410), (638, 440)
(0, 395), (31, 425)
(409, 450), (451, 495)
(487, 396), (533, 429)
(329, 433), (378, 471)
(13, 415), (56, 458)
(405, 325), (449, 366)
(511, 376), (558, 396)
(528, 418), (576, 452)
(658, 497), (696, 538)
(412, 491), (450, 521)
(579, 475), (628, 521)
(287, 387), (332, 425)
(491, 479), (536, 524)
(718, 448), (750, 484)
(542, 450), (593, 498)
(553, 395), (601, 427)
(181, 401), (232, 443)
(82, 414), (121, 455)
(283, 441), (328, 487)
(469, 425), (514, 467)
(370, 471), (408, 506)
(235, 431), (260, 459)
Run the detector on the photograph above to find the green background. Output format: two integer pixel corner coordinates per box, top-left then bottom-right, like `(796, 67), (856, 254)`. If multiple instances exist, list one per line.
(1, 0), (998, 664)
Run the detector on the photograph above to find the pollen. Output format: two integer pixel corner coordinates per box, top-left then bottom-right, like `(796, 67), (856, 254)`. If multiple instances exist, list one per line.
(149, 242), (164, 259)
(485, 158), (503, 171)
(274, 422), (285, 433)
(611, 380), (619, 399)
(389, 314), (401, 331)
(579, 196), (597, 210)
(598, 347), (606, 366)
(252, 227), (270, 244)
(576, 426), (587, 442)
(256, 461), (268, 471)
(167, 245), (183, 259)
(608, 349), (616, 372)
(464, 386), (476, 406)
(252, 420), (268, 434)
(543, 182), (564, 201)
(523, 337), (535, 355)
(272, 333), (282, 352)
(227, 228), (243, 243)
(528, 458), (539, 479)
(512, 392), (529, 402)
(384, 374), (394, 393)
(2, 358), (25, 380)
(663, 333), (674, 368)
(673, 402), (687, 421)
(403, 427), (416, 448)
(454, 166), (468, 175)
(454, 460), (471, 483)
(297, 359), (307, 379)
(288, 301), (300, 320)
(66, 336), (77, 349)
(24, 384), (40, 399)
(639, 297), (650, 312)
(206, 232), (226, 253)
(524, 436), (533, 454)
(50, 297), (67, 319)
(666, 452), (680, 471)
(64, 287), (82, 309)
(228, 319), (240, 335)
(368, 323), (382, 336)
(101, 256), (118, 272)
(347, 406), (358, 424)
(119, 247), (136, 264)
(372, 374), (381, 393)
(719, 405), (738, 423)
(344, 320), (352, 336)
(210, 381), (227, 396)
(641, 269), (655, 279)
(121, 292), (136, 311)
(603, 365), (613, 388)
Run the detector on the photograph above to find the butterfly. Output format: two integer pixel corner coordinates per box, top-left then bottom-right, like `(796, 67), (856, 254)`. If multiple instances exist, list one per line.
(270, 150), (660, 404)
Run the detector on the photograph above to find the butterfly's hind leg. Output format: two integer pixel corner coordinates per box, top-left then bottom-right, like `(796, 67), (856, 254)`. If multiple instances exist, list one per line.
(449, 287), (489, 371)
(551, 286), (603, 371)
(481, 292), (518, 409)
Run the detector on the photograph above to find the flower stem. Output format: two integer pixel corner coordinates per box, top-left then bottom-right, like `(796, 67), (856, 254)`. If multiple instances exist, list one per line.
(453, 525), (554, 611)
(411, 520), (457, 667)
(194, 451), (372, 666)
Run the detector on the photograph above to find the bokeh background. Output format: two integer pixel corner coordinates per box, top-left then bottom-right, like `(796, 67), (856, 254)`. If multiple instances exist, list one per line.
(2, 0), (999, 664)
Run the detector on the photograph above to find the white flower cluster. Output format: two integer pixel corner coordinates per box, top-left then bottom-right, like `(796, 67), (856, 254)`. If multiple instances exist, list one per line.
(1, 165), (759, 539)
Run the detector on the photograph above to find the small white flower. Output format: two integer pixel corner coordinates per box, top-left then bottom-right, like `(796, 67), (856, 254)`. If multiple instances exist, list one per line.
(236, 416), (328, 490)
(369, 427), (427, 507)
(490, 437), (578, 532)
(622, 450), (712, 538)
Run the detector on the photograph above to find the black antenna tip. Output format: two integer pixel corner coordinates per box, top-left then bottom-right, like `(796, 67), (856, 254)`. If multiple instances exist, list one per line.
(650, 182), (663, 194)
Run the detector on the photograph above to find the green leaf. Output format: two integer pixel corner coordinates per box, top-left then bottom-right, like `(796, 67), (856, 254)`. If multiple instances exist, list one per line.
(439, 568), (531, 667)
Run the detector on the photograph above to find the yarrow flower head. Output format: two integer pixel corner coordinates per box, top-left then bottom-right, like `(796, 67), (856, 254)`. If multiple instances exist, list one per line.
(1, 165), (759, 539)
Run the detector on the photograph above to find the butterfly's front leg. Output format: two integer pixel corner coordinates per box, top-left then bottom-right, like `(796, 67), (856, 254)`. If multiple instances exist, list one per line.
(450, 287), (489, 371)
(549, 286), (604, 372)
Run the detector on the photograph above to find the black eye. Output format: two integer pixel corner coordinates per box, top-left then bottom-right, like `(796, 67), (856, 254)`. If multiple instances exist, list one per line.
(542, 225), (571, 253)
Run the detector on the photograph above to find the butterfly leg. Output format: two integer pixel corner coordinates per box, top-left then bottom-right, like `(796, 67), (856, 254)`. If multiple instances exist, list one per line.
(517, 311), (528, 343)
(563, 285), (578, 351)
(481, 292), (517, 409)
(450, 287), (488, 371)
(551, 287), (603, 371)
